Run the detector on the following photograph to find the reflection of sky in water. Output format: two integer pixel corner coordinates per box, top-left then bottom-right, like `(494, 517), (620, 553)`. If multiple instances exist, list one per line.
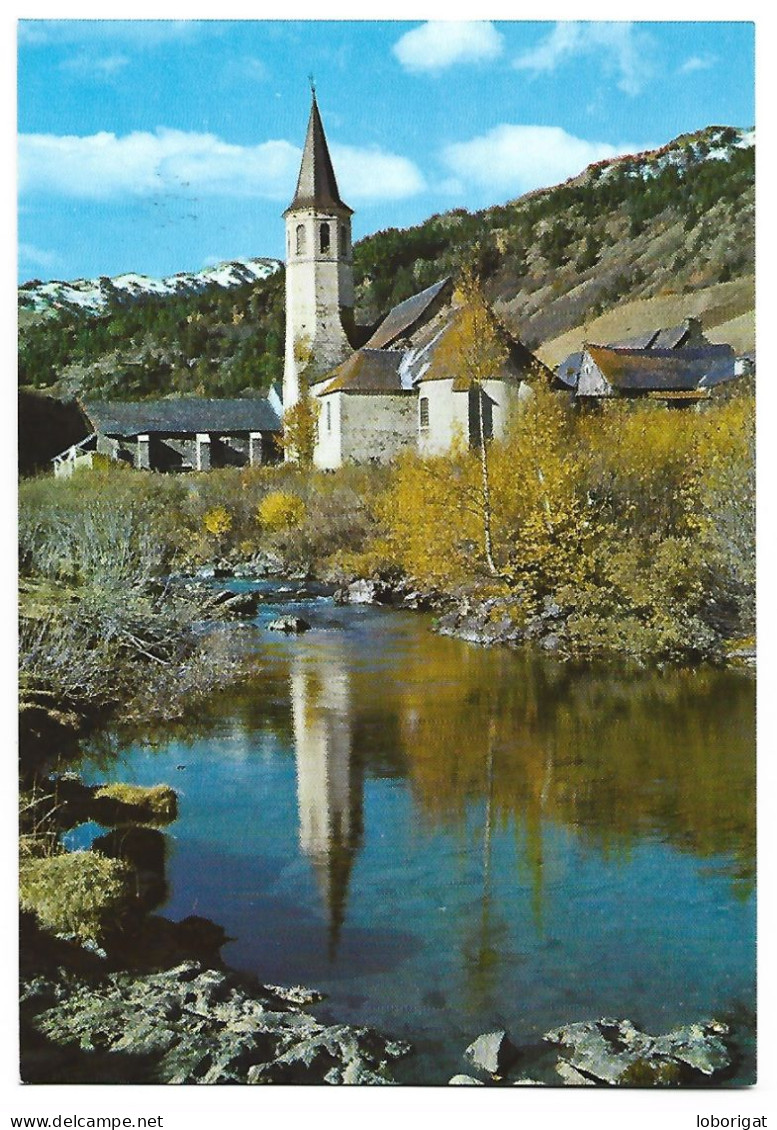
(75, 594), (756, 1084)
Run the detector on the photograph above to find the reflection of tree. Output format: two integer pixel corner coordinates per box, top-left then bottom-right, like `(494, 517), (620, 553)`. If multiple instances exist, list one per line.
(461, 719), (509, 1007)
(390, 639), (755, 898)
(291, 645), (363, 959)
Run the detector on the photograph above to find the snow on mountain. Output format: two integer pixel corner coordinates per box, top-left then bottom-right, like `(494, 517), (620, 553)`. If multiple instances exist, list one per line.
(19, 257), (281, 314)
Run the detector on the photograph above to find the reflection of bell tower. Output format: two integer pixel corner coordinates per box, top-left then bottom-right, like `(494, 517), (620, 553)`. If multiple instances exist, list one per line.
(291, 646), (363, 957)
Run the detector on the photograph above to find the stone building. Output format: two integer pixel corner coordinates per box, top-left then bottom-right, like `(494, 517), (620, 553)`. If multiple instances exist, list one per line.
(282, 90), (355, 410)
(53, 394), (282, 477)
(554, 319), (737, 403)
(283, 93), (549, 469)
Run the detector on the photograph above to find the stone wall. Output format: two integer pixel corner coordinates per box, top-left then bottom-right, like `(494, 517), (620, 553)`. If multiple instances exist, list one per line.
(283, 206), (354, 410)
(313, 391), (417, 469)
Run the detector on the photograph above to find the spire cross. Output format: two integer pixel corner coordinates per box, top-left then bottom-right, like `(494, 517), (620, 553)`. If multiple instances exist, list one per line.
(308, 73), (316, 98)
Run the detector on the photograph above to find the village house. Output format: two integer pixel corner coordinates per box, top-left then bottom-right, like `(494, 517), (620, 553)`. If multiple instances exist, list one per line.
(554, 318), (738, 404)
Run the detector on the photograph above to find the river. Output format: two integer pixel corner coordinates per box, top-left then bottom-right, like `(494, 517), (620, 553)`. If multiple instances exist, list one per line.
(69, 581), (756, 1084)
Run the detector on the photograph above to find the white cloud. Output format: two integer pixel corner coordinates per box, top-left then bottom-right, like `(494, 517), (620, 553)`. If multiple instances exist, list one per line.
(18, 129), (425, 204)
(331, 144), (426, 200)
(514, 22), (655, 96)
(393, 21), (504, 74)
(60, 53), (130, 78)
(19, 20), (200, 48)
(18, 243), (59, 271)
(679, 54), (717, 74)
(441, 124), (648, 196)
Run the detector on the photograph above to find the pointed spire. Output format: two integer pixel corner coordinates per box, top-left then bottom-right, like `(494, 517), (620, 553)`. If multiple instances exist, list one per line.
(285, 89), (352, 216)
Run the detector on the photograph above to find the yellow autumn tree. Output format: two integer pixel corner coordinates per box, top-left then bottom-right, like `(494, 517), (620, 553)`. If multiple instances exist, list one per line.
(431, 264), (509, 575)
(277, 335), (317, 466)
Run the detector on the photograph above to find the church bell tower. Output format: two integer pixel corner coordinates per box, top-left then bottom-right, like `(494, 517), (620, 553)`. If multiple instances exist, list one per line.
(283, 88), (354, 411)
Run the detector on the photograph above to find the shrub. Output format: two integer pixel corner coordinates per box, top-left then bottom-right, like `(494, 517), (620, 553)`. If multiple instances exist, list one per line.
(257, 491), (307, 531)
(203, 506), (233, 537)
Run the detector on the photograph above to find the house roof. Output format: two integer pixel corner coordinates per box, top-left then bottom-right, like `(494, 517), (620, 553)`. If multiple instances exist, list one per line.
(554, 351), (584, 389)
(83, 398), (282, 436)
(610, 318), (709, 350)
(316, 349), (405, 394)
(583, 344), (736, 393)
(364, 278), (452, 349)
(284, 93), (352, 217)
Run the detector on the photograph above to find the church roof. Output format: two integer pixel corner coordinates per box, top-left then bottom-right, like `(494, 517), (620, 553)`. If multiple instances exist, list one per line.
(416, 303), (552, 390)
(364, 278), (452, 349)
(83, 397), (281, 436)
(284, 93), (352, 217)
(317, 350), (406, 394)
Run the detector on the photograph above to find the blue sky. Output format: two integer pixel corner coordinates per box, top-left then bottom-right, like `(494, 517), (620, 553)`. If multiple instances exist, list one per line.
(17, 19), (755, 284)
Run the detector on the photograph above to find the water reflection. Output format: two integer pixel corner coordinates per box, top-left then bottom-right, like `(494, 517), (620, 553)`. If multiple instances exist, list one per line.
(291, 644), (363, 958)
(74, 600), (755, 1072)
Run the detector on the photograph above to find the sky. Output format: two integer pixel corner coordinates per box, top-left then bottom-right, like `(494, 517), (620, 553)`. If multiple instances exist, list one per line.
(17, 19), (755, 284)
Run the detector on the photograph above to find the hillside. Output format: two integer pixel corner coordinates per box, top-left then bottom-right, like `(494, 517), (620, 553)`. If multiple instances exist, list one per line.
(18, 124), (754, 402)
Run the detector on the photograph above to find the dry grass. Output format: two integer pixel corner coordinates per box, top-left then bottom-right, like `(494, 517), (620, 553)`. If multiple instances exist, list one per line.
(537, 275), (754, 366)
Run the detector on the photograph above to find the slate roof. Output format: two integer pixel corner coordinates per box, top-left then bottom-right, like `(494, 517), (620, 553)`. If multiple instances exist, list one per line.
(317, 350), (405, 394)
(83, 398), (282, 436)
(583, 344), (736, 393)
(417, 304), (551, 390)
(284, 94), (352, 216)
(554, 351), (584, 389)
(610, 319), (709, 350)
(364, 278), (452, 349)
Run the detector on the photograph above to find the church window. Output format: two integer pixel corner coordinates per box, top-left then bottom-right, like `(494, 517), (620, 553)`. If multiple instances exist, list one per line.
(320, 223), (331, 253)
(419, 397), (429, 430)
(326, 401), (332, 432)
(340, 225), (348, 254)
(296, 224), (307, 255)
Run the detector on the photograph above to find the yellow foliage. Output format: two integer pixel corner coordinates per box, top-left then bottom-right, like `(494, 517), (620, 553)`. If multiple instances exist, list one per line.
(202, 506), (233, 537)
(257, 490), (307, 531)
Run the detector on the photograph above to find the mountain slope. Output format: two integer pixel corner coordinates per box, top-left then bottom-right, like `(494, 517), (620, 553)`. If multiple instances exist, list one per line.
(19, 257), (281, 316)
(18, 125), (754, 402)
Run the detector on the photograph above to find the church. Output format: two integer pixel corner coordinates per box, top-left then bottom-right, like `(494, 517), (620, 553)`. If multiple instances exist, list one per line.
(282, 91), (549, 469)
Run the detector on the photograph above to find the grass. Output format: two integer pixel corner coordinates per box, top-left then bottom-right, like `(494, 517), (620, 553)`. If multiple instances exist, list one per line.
(537, 274), (755, 366)
(19, 851), (136, 944)
(93, 783), (177, 824)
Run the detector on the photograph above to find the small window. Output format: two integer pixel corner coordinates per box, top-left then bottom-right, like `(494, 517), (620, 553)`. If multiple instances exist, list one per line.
(320, 222), (331, 253)
(296, 224), (306, 255)
(326, 400), (332, 433)
(419, 396), (429, 430)
(340, 225), (348, 254)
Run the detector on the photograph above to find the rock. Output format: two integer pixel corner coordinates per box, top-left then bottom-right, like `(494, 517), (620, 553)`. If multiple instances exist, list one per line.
(512, 1077), (547, 1085)
(651, 1022), (730, 1076)
(544, 1017), (732, 1085)
(267, 616), (311, 634)
(449, 1074), (485, 1085)
(262, 983), (325, 1006)
(336, 579), (395, 606)
(25, 961), (411, 1085)
(545, 1019), (645, 1085)
(540, 633), (561, 652)
(555, 1060), (596, 1085)
(464, 1029), (519, 1076)
(215, 591), (262, 618)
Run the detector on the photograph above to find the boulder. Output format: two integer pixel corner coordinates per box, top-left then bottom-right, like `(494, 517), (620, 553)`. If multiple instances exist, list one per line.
(267, 616), (311, 634)
(544, 1017), (731, 1085)
(449, 1074), (485, 1085)
(335, 579), (396, 606)
(464, 1029), (519, 1076)
(216, 591), (262, 618)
